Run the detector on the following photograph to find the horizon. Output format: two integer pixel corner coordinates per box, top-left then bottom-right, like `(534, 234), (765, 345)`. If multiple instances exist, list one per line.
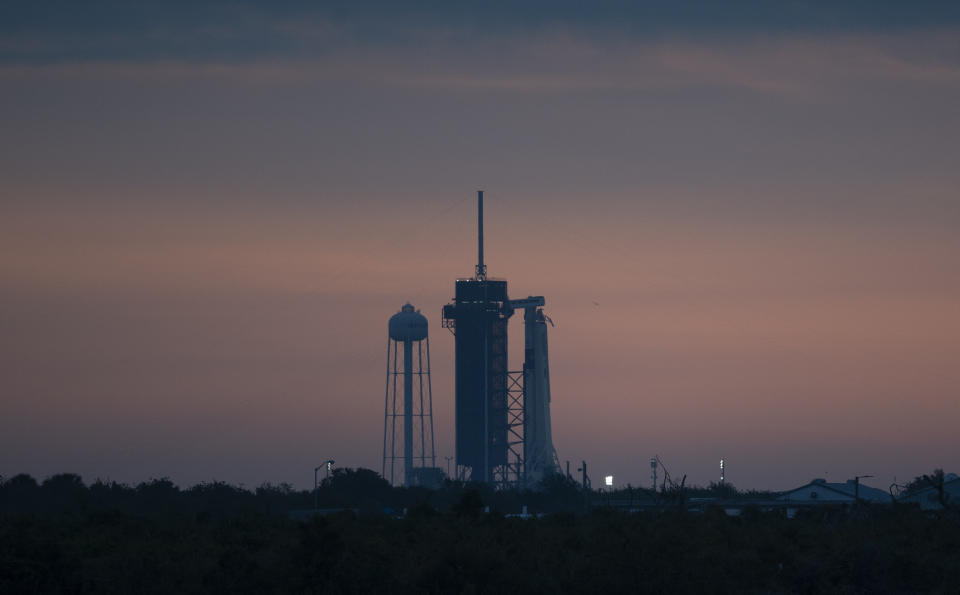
(2, 1), (959, 492)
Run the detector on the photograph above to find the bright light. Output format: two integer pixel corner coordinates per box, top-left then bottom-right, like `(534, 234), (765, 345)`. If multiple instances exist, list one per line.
(604, 475), (614, 487)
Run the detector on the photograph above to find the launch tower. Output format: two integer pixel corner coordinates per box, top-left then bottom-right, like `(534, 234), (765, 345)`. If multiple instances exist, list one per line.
(442, 191), (559, 488)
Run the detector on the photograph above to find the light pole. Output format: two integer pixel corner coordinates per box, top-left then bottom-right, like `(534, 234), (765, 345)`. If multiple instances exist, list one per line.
(314, 459), (335, 510)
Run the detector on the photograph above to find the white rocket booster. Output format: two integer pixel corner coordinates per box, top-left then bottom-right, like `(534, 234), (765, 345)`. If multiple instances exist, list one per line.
(522, 304), (559, 485)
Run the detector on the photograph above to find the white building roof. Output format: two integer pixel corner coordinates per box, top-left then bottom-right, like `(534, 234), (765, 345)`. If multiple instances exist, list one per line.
(779, 478), (890, 503)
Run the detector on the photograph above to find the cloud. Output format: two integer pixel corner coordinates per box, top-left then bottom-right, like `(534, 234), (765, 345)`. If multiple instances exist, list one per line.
(3, 0), (960, 65)
(3, 28), (958, 100)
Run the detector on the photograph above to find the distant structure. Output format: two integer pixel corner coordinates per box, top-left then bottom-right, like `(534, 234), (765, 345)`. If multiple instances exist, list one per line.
(779, 478), (890, 517)
(442, 191), (559, 488)
(382, 303), (440, 487)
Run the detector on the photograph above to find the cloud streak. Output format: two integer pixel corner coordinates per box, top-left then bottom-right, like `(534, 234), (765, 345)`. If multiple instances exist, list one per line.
(3, 28), (960, 99)
(4, 0), (960, 64)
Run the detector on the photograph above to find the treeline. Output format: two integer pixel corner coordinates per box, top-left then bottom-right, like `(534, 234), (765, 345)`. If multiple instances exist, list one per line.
(0, 472), (312, 519)
(0, 470), (558, 518)
(2, 490), (959, 593)
(1, 470), (783, 520)
(3, 471), (959, 593)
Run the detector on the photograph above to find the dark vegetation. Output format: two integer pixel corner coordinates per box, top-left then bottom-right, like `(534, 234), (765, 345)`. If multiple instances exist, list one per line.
(2, 470), (958, 594)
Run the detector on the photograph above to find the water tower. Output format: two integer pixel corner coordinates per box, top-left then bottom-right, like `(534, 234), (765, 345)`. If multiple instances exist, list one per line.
(382, 303), (438, 486)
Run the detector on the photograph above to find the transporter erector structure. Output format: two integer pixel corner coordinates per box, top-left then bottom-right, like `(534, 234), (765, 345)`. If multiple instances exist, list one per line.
(442, 191), (559, 488)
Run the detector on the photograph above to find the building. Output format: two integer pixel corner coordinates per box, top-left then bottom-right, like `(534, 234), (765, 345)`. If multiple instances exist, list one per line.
(779, 478), (891, 504)
(778, 478), (890, 517)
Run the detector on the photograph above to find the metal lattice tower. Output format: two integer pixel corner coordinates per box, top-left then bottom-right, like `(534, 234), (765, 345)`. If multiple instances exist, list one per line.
(442, 191), (559, 489)
(382, 303), (437, 487)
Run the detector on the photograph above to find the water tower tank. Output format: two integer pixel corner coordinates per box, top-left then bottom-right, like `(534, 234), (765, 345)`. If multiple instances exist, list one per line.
(382, 302), (436, 487)
(388, 303), (428, 342)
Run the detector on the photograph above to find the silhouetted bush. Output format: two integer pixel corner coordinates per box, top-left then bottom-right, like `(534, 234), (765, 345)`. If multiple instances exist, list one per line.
(3, 471), (959, 593)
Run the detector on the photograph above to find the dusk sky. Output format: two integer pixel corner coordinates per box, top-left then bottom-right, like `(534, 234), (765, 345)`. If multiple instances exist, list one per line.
(2, 1), (959, 491)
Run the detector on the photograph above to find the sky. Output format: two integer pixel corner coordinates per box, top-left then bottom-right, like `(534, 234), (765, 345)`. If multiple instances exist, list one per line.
(2, 1), (959, 491)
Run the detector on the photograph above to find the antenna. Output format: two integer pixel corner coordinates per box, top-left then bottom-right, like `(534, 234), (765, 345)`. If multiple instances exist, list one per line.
(475, 190), (486, 280)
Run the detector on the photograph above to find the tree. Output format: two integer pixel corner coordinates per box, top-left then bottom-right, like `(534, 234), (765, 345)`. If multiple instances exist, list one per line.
(452, 489), (485, 517)
(1, 473), (40, 513)
(537, 472), (583, 513)
(320, 468), (392, 510)
(707, 481), (738, 499)
(40, 473), (88, 513)
(921, 469), (951, 509)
